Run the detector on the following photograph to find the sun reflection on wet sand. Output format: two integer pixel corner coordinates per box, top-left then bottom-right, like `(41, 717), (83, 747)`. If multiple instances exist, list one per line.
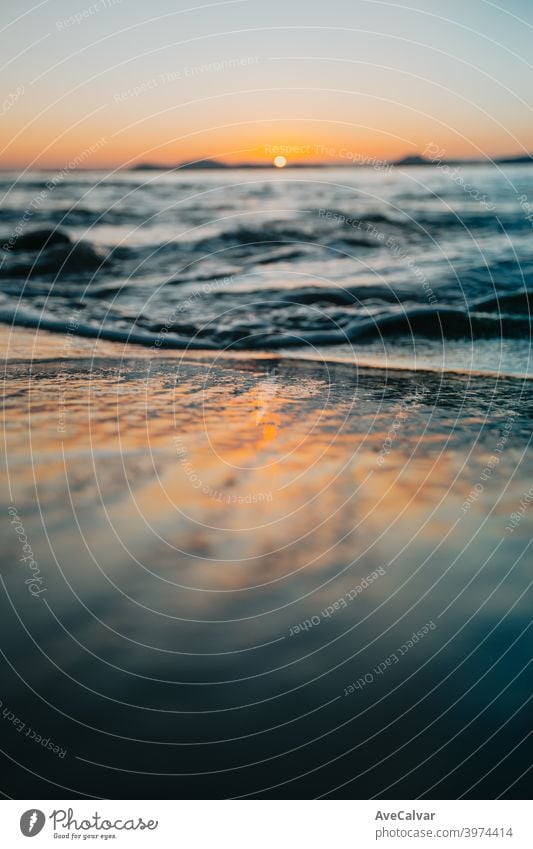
(3, 343), (531, 601)
(2, 329), (532, 798)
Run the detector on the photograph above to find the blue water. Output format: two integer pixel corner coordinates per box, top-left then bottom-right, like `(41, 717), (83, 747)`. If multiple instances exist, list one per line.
(1, 164), (533, 375)
(2, 166), (533, 799)
(1, 356), (532, 799)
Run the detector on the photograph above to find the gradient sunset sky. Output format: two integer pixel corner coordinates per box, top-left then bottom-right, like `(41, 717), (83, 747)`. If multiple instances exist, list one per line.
(1, 0), (532, 169)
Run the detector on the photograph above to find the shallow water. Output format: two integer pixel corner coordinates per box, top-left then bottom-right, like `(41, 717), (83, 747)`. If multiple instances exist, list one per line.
(1, 352), (531, 798)
(1, 165), (533, 376)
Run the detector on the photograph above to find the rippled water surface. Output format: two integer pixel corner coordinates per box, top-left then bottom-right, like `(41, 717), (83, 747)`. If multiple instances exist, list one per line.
(2, 165), (533, 375)
(1, 352), (532, 798)
(1, 164), (532, 799)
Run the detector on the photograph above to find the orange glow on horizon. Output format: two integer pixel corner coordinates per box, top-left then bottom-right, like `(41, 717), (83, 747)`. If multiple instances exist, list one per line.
(1, 111), (528, 171)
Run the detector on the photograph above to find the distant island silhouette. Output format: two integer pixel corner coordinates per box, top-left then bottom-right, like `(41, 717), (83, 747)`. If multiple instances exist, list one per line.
(129, 153), (533, 170)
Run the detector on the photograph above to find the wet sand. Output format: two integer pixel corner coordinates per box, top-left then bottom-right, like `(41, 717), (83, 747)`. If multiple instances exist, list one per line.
(1, 327), (532, 798)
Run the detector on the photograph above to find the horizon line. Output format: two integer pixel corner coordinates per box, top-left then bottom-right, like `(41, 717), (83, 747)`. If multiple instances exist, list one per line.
(1, 153), (532, 172)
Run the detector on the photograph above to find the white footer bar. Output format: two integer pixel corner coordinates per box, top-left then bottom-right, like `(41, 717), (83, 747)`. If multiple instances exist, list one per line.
(2, 800), (531, 848)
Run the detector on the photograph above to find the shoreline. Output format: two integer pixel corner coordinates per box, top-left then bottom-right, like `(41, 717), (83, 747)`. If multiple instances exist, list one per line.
(2, 325), (531, 382)
(2, 321), (532, 799)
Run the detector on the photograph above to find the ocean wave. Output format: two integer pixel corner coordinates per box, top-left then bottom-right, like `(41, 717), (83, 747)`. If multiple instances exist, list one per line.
(2, 159), (533, 379)
(1, 303), (530, 354)
(1, 241), (109, 278)
(472, 289), (533, 313)
(0, 306), (217, 349)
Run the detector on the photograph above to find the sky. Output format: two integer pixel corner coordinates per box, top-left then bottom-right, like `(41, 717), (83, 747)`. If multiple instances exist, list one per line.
(1, 0), (533, 169)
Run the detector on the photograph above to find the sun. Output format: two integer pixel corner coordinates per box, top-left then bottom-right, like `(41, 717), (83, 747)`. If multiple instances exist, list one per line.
(273, 155), (287, 168)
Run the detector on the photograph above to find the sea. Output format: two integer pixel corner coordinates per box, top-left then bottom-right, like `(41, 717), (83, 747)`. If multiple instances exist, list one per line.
(1, 164), (532, 800)
(1, 163), (532, 376)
